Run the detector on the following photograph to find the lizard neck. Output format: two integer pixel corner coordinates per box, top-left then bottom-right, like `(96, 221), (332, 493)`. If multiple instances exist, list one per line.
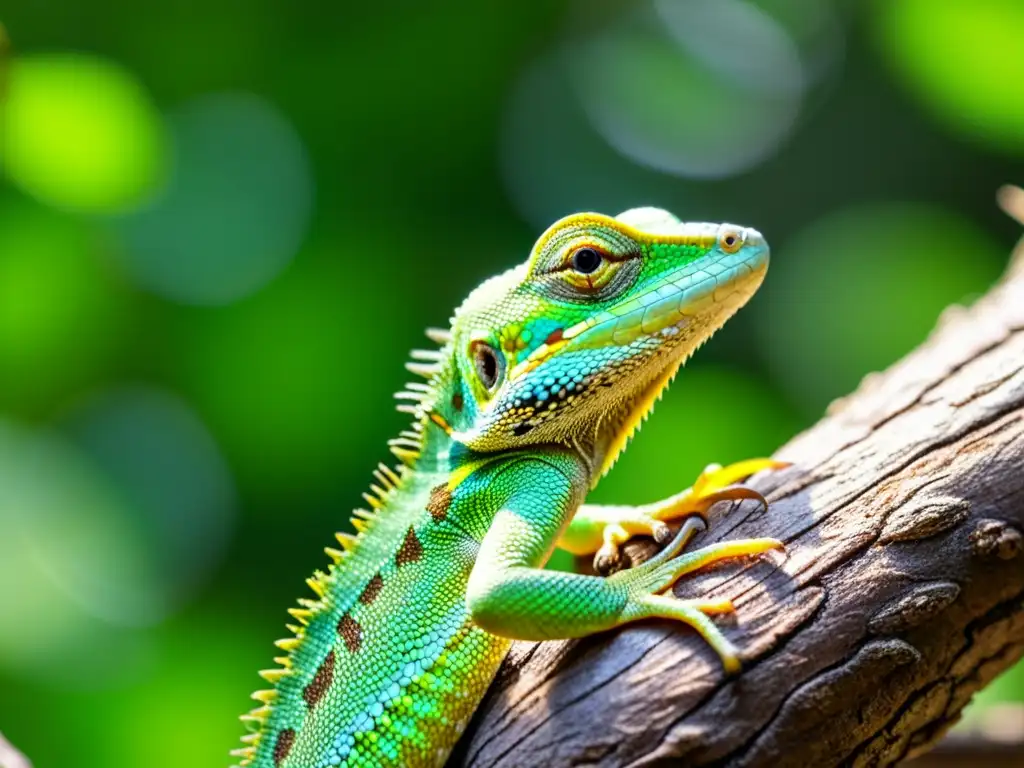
(406, 339), (672, 488)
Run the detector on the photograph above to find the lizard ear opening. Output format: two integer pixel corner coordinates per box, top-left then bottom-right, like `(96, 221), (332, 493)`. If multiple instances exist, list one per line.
(471, 341), (504, 393)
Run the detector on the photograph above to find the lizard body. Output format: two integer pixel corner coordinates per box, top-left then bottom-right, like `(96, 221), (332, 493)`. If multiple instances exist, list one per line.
(234, 208), (784, 768)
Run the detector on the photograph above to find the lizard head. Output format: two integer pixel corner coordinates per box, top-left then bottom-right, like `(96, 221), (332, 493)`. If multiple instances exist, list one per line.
(443, 207), (769, 480)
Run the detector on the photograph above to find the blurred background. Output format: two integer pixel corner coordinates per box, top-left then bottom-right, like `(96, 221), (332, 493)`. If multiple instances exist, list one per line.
(0, 0), (1022, 765)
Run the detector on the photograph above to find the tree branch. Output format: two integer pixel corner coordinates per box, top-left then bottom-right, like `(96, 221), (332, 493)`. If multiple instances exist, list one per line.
(452, 201), (1024, 768)
(0, 732), (31, 768)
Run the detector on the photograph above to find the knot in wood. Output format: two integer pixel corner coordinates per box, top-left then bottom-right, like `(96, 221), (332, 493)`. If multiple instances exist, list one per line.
(970, 518), (1023, 560)
(879, 496), (970, 544)
(868, 582), (961, 635)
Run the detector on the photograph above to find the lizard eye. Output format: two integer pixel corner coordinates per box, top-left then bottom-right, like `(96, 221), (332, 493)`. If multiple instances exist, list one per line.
(570, 247), (603, 275)
(472, 341), (504, 391)
(558, 244), (621, 293)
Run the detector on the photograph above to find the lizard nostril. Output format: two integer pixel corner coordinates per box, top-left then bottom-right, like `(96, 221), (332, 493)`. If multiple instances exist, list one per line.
(718, 228), (744, 253)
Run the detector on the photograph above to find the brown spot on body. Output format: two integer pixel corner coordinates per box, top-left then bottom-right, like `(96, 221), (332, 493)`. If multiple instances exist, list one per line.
(303, 650), (335, 708)
(359, 573), (384, 605)
(545, 328), (563, 345)
(452, 393), (463, 411)
(396, 526), (423, 566)
(273, 728), (296, 766)
(338, 614), (362, 653)
(426, 484), (452, 523)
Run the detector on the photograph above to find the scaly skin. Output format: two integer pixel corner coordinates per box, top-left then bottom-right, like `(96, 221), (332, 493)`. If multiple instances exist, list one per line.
(234, 208), (785, 768)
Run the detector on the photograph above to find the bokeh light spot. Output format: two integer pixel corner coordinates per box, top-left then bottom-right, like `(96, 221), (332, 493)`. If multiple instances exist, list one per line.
(116, 93), (313, 305)
(1, 53), (166, 213)
(500, 53), (659, 229)
(63, 386), (237, 615)
(0, 387), (234, 686)
(499, 0), (834, 227)
(752, 203), (1006, 418)
(568, 0), (805, 179)
(874, 0), (1024, 154)
(0, 421), (155, 682)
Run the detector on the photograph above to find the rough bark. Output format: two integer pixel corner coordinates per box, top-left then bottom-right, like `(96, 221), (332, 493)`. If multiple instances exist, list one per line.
(452, 210), (1024, 767)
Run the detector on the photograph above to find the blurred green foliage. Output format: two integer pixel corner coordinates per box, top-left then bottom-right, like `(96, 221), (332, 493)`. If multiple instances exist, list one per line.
(2, 53), (165, 212)
(874, 0), (1024, 154)
(0, 1), (1021, 766)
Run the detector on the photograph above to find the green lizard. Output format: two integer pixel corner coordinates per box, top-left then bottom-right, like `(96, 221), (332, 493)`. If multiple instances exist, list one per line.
(233, 207), (786, 768)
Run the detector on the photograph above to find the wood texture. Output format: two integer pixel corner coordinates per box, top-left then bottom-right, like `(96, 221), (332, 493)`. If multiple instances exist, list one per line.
(452, 230), (1024, 768)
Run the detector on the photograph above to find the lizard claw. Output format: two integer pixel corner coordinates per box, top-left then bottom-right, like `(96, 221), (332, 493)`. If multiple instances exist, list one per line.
(686, 486), (768, 516)
(594, 548), (624, 576)
(590, 459), (783, 575)
(592, 517), (675, 575)
(651, 519), (674, 545)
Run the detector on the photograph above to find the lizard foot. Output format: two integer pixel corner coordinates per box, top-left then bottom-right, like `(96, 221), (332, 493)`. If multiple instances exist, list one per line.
(592, 458), (788, 575)
(611, 516), (785, 673)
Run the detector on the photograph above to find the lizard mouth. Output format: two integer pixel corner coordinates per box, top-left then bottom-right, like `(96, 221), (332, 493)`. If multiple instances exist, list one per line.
(585, 240), (769, 478)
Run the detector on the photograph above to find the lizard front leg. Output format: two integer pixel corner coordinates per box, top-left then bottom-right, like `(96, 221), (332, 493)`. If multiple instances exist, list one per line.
(558, 458), (788, 573)
(466, 455), (782, 673)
